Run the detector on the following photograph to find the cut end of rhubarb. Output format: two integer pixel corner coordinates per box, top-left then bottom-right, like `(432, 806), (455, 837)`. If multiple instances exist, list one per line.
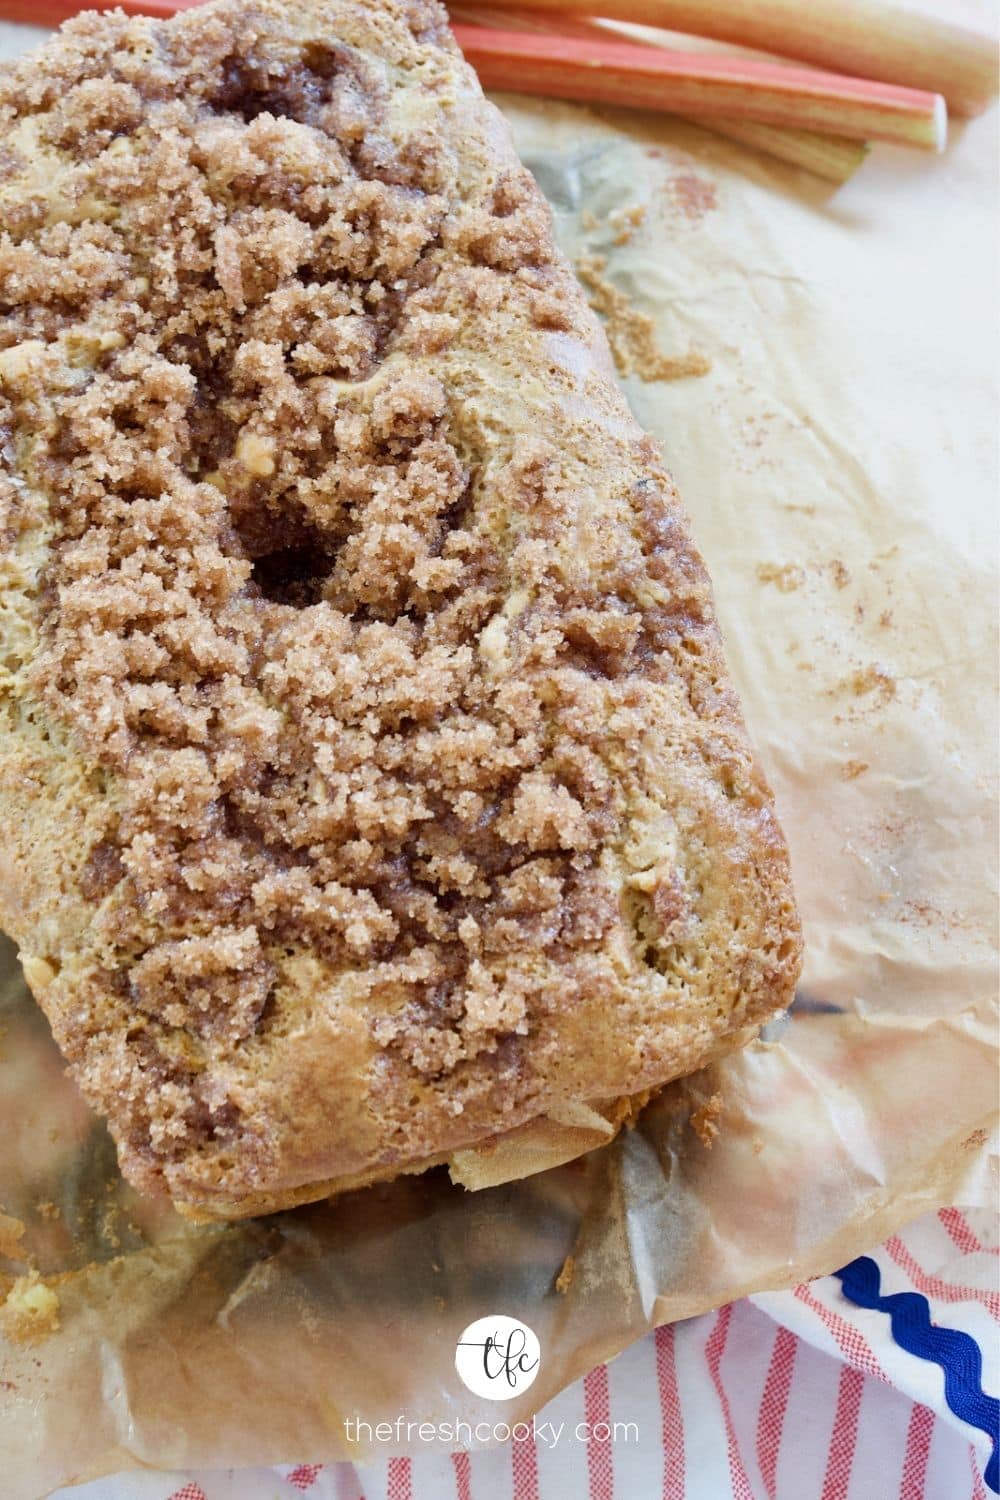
(931, 93), (948, 153)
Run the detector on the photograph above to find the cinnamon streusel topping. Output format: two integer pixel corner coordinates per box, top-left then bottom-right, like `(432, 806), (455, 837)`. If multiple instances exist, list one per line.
(0, 0), (800, 1217)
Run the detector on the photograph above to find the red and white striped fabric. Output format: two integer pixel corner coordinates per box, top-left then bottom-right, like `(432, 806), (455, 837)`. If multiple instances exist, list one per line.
(55, 1206), (997, 1500)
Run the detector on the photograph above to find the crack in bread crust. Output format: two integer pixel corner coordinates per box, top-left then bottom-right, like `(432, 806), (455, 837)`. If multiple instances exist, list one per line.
(0, 0), (801, 1218)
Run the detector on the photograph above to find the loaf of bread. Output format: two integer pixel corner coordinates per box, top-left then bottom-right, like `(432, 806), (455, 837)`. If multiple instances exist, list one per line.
(0, 0), (801, 1220)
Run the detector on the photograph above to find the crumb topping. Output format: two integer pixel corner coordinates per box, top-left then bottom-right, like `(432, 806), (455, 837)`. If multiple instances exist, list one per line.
(575, 253), (711, 384)
(1, 1272), (61, 1344)
(0, 0), (797, 1201)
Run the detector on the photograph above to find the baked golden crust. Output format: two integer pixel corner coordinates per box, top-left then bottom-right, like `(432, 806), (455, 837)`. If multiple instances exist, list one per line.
(0, 0), (801, 1221)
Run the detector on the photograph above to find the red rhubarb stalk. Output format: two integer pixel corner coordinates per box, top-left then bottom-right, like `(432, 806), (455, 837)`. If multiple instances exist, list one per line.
(451, 24), (947, 150)
(455, 0), (999, 116)
(450, 5), (870, 181)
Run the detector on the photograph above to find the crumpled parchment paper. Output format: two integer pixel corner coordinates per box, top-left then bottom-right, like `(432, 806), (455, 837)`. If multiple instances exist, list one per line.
(0, 18), (996, 1500)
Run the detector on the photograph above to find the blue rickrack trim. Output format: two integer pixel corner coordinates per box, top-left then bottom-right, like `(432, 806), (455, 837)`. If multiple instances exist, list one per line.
(835, 1255), (999, 1494)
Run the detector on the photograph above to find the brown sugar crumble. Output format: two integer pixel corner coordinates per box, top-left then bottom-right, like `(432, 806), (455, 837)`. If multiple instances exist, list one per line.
(0, 1211), (26, 1262)
(690, 1090), (723, 1147)
(0, 0), (799, 1219)
(555, 1252), (576, 1294)
(847, 665), (897, 705)
(756, 562), (804, 593)
(575, 254), (710, 384)
(0, 1272), (61, 1344)
(665, 171), (718, 225)
(608, 203), (647, 246)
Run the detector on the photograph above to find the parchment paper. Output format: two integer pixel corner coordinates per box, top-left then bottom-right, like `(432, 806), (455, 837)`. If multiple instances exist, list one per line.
(0, 18), (997, 1499)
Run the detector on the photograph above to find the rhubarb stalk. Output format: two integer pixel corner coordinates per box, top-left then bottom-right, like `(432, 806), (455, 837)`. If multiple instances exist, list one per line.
(451, 24), (947, 150)
(698, 120), (869, 183)
(451, 5), (870, 181)
(456, 0), (1000, 116)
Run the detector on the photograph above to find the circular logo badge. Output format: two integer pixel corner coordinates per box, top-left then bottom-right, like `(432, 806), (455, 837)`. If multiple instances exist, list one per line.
(455, 1314), (541, 1401)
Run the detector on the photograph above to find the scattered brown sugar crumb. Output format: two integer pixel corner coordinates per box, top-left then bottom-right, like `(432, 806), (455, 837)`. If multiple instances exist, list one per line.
(1, 1273), (60, 1343)
(840, 759), (869, 781)
(575, 255), (710, 383)
(666, 171), (717, 224)
(0, 1211), (26, 1262)
(829, 560), (850, 589)
(609, 203), (647, 246)
(879, 610), (893, 629)
(690, 1091), (723, 1147)
(555, 1253), (576, 1294)
(898, 900), (970, 933)
(36, 1202), (61, 1221)
(848, 665), (897, 705)
(619, 1088), (653, 1128)
(756, 562), (805, 592)
(964, 1129), (988, 1151)
(99, 1202), (122, 1251)
(871, 545), (900, 567)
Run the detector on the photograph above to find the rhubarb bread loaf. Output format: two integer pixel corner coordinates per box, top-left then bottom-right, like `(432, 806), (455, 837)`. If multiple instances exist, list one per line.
(0, 0), (801, 1220)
